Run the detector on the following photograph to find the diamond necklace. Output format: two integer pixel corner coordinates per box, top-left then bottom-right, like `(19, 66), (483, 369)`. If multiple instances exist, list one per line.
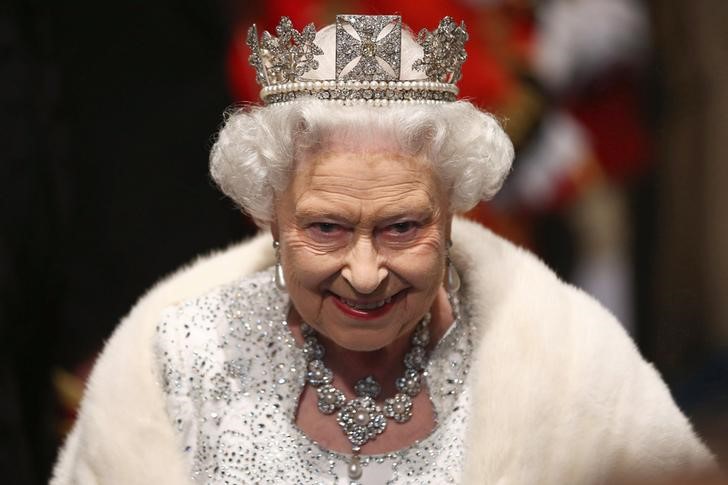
(301, 313), (431, 481)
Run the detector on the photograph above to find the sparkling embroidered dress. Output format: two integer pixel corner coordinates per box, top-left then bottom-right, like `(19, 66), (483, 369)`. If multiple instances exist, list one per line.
(156, 268), (474, 484)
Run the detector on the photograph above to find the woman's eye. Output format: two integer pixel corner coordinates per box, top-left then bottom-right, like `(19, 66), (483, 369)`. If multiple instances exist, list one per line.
(308, 222), (344, 237)
(315, 223), (338, 233)
(391, 222), (415, 233)
(384, 221), (419, 238)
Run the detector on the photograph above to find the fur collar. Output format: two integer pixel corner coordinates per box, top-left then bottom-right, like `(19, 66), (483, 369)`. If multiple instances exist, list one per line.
(52, 218), (713, 484)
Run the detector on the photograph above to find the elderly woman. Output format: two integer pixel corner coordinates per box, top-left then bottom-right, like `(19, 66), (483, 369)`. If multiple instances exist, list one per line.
(52, 15), (715, 485)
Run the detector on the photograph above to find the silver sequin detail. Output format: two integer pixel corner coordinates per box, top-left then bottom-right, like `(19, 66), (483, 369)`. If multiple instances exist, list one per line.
(156, 268), (474, 484)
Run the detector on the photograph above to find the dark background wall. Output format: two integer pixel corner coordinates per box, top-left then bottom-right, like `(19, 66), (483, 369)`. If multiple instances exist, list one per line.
(1, 1), (253, 482)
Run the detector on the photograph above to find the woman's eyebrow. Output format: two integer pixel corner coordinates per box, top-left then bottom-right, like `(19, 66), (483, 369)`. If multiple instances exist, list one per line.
(374, 208), (434, 224)
(294, 206), (355, 221)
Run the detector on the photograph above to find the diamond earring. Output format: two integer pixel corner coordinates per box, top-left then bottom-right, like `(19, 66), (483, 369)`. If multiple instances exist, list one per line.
(447, 259), (461, 293)
(273, 240), (287, 292)
(446, 240), (461, 293)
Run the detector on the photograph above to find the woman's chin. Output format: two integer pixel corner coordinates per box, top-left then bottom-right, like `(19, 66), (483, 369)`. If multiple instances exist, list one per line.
(324, 328), (396, 353)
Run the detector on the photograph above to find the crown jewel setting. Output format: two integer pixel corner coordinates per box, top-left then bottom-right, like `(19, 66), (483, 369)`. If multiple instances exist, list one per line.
(247, 15), (468, 105)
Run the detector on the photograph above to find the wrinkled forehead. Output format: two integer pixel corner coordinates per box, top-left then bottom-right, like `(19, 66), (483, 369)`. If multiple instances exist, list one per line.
(304, 136), (409, 162)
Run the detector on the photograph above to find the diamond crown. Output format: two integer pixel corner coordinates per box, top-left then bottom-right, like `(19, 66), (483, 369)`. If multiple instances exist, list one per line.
(247, 15), (468, 105)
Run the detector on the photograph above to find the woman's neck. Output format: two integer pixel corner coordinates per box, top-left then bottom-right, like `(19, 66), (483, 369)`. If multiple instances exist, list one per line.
(289, 286), (454, 397)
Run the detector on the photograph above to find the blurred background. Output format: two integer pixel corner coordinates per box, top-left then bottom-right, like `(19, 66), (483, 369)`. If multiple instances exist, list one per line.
(1, 0), (726, 483)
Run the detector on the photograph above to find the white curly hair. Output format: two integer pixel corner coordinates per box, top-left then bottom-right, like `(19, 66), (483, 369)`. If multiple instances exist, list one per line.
(209, 23), (514, 226)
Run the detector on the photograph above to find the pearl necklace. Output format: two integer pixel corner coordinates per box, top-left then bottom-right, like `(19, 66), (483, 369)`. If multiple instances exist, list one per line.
(301, 314), (431, 481)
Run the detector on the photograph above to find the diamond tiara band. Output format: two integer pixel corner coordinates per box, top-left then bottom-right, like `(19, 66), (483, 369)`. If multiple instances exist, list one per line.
(247, 15), (468, 105)
(261, 80), (458, 105)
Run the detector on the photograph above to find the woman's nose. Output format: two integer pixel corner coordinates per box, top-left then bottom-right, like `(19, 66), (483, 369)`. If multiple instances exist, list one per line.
(341, 237), (388, 294)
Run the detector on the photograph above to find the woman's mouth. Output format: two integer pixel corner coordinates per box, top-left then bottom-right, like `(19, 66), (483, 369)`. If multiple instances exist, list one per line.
(330, 291), (404, 320)
(338, 296), (393, 310)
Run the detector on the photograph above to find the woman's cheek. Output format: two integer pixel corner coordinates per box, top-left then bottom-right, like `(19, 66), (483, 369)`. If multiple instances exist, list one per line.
(285, 246), (342, 288)
(286, 227), (348, 256)
(388, 245), (445, 287)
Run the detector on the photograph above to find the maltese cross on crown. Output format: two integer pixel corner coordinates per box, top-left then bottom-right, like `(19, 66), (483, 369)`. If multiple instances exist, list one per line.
(335, 15), (401, 81)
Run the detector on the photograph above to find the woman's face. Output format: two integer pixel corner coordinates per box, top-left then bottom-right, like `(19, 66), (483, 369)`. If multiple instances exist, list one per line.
(273, 149), (451, 352)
